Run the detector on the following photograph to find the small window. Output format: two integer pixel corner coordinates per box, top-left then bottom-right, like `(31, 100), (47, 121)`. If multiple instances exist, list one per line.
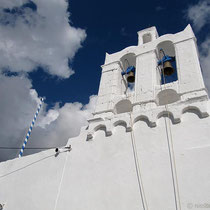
(143, 33), (152, 44)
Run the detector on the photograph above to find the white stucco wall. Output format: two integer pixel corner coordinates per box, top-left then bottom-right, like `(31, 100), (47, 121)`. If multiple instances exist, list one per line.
(1, 108), (210, 210)
(1, 25), (209, 210)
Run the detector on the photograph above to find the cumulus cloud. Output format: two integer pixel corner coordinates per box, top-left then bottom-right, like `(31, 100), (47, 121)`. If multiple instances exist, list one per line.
(200, 37), (210, 91)
(186, 0), (210, 32)
(186, 0), (210, 92)
(0, 75), (38, 160)
(0, 0), (86, 78)
(0, 0), (92, 162)
(24, 95), (97, 158)
(0, 0), (28, 9)
(0, 74), (97, 162)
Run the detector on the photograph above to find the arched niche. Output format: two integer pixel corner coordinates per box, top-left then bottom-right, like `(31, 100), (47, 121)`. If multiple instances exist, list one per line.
(114, 99), (132, 114)
(156, 40), (178, 84)
(157, 111), (175, 123)
(113, 120), (127, 128)
(92, 124), (107, 138)
(133, 115), (151, 127)
(182, 106), (203, 118)
(120, 53), (136, 71)
(113, 120), (127, 133)
(156, 89), (180, 106)
(94, 124), (107, 132)
(143, 33), (152, 44)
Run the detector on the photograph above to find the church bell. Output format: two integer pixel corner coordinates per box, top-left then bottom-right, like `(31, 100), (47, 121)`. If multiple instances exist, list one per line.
(162, 60), (174, 76)
(127, 71), (135, 83)
(121, 65), (136, 83)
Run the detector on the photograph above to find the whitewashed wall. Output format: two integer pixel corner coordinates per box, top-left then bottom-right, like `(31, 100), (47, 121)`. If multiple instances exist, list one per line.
(1, 25), (209, 210)
(1, 109), (210, 210)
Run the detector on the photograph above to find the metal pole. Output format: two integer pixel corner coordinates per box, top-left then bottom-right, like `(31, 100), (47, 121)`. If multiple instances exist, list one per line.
(18, 98), (44, 158)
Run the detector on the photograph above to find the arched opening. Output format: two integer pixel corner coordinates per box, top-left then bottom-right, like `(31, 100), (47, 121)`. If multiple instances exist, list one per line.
(94, 124), (107, 132)
(157, 41), (178, 85)
(113, 120), (127, 133)
(143, 33), (152, 44)
(121, 53), (136, 70)
(114, 99), (132, 114)
(114, 120), (127, 128)
(182, 106), (202, 118)
(157, 111), (175, 123)
(133, 115), (151, 127)
(120, 53), (136, 93)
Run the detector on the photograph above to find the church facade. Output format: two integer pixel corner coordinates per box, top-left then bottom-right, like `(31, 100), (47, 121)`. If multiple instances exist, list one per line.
(0, 25), (210, 210)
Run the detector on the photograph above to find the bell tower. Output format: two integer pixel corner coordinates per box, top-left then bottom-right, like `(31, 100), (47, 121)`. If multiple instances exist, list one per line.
(88, 25), (208, 139)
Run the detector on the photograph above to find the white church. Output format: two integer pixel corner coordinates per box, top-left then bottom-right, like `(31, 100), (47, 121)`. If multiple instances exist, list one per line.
(0, 25), (210, 210)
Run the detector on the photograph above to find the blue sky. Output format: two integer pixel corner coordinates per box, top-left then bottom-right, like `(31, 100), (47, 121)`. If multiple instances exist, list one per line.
(30, 0), (204, 107)
(0, 0), (210, 161)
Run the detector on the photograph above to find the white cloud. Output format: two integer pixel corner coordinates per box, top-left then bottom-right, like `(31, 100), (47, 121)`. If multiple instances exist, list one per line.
(0, 0), (93, 162)
(186, 0), (210, 32)
(0, 0), (92, 162)
(0, 74), (97, 162)
(0, 0), (86, 78)
(0, 0), (28, 9)
(38, 109), (60, 129)
(185, 0), (210, 93)
(0, 75), (38, 160)
(200, 36), (210, 91)
(25, 95), (97, 158)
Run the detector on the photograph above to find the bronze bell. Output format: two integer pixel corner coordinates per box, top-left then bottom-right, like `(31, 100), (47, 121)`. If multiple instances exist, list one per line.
(127, 71), (135, 83)
(162, 61), (174, 76)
